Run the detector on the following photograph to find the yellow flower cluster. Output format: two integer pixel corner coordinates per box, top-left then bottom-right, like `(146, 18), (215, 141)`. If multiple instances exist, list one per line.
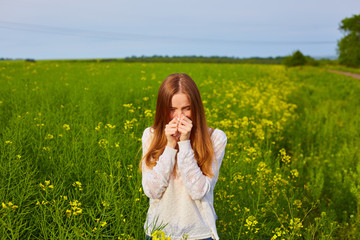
(117, 233), (136, 240)
(72, 181), (83, 191)
(151, 230), (171, 240)
(105, 123), (116, 129)
(124, 118), (138, 130)
(96, 122), (116, 131)
(60, 195), (68, 200)
(144, 109), (153, 118)
(42, 146), (50, 151)
(123, 103), (136, 113)
(67, 200), (82, 217)
(2, 202), (18, 210)
(271, 227), (287, 240)
(63, 124), (70, 131)
(293, 199), (302, 209)
(44, 133), (54, 140)
(98, 139), (109, 148)
(289, 218), (303, 231)
(244, 215), (259, 234)
(101, 201), (109, 208)
(279, 148), (291, 167)
(35, 200), (56, 205)
(39, 180), (54, 191)
(257, 162), (272, 176)
(95, 122), (102, 131)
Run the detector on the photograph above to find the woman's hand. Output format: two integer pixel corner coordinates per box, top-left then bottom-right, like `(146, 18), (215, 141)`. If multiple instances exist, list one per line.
(165, 117), (180, 148)
(178, 115), (193, 141)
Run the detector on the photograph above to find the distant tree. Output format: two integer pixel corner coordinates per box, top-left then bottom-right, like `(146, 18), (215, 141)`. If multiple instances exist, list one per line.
(305, 56), (319, 66)
(283, 50), (307, 67)
(337, 14), (360, 67)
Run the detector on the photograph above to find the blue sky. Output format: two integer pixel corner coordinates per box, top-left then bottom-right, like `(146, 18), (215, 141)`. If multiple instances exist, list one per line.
(1, 0), (359, 59)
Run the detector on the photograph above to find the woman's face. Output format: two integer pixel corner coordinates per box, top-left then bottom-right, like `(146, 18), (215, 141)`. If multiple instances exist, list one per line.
(170, 93), (192, 120)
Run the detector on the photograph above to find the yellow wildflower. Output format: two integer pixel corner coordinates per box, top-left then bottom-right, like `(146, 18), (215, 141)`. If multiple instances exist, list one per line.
(60, 195), (68, 201)
(42, 146), (50, 151)
(40, 180), (53, 190)
(151, 230), (171, 240)
(72, 181), (83, 190)
(290, 169), (299, 178)
(144, 109), (153, 118)
(63, 124), (70, 131)
(293, 199), (302, 209)
(95, 122), (102, 131)
(123, 103), (133, 108)
(102, 201), (109, 208)
(289, 218), (303, 230)
(105, 123), (116, 129)
(45, 134), (54, 140)
(66, 209), (72, 217)
(98, 139), (109, 148)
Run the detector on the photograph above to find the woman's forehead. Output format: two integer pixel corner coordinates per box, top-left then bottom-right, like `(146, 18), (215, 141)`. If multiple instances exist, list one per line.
(171, 93), (190, 105)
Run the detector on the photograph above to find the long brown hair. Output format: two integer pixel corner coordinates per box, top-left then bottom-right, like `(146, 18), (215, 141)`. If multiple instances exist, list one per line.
(140, 73), (215, 177)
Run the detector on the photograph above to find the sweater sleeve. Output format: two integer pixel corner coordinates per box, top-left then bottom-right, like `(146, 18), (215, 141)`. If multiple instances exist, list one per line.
(177, 129), (227, 200)
(141, 127), (178, 199)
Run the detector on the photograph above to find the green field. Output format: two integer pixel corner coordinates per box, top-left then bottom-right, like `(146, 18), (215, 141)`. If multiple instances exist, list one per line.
(0, 61), (359, 239)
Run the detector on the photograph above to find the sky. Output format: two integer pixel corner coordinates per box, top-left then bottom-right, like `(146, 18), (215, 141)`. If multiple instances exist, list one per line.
(0, 0), (359, 60)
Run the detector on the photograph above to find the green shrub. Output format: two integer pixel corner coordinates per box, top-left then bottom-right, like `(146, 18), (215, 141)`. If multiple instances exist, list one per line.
(283, 50), (307, 67)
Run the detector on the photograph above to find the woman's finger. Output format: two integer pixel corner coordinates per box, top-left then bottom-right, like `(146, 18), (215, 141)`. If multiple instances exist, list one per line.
(169, 122), (178, 128)
(169, 117), (177, 124)
(178, 125), (191, 134)
(165, 128), (178, 136)
(179, 119), (192, 128)
(180, 115), (192, 124)
(166, 121), (179, 128)
(178, 124), (192, 134)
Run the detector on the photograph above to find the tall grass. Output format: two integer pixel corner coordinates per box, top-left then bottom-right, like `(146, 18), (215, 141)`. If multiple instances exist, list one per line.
(0, 61), (359, 239)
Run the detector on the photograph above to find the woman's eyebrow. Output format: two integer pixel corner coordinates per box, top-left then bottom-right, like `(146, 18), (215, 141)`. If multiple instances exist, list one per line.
(170, 105), (190, 109)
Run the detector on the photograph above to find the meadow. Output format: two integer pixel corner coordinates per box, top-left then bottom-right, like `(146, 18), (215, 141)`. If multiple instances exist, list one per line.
(0, 61), (359, 239)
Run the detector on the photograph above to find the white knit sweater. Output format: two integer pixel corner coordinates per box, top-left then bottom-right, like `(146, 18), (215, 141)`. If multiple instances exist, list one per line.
(141, 127), (227, 240)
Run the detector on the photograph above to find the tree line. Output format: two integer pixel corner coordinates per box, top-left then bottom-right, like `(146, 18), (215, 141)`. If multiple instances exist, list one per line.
(123, 55), (285, 64)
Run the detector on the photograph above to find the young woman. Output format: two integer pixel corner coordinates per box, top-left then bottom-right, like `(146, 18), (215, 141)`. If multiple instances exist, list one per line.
(140, 73), (227, 240)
